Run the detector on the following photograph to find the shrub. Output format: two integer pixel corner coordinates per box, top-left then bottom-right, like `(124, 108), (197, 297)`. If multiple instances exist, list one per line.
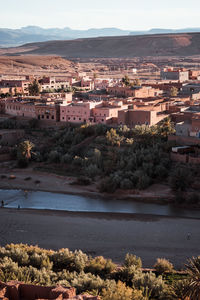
(154, 258), (174, 274)
(17, 158), (28, 168)
(75, 176), (91, 186)
(29, 118), (38, 129)
(124, 253), (142, 269)
(120, 178), (133, 190)
(135, 172), (150, 190)
(72, 156), (83, 166)
(85, 256), (116, 277)
(98, 177), (117, 193)
(187, 193), (200, 204)
(61, 153), (72, 164)
(85, 164), (100, 178)
(113, 265), (140, 287)
(174, 191), (185, 204)
(70, 271), (104, 294)
(101, 281), (133, 300)
(132, 271), (172, 299)
(169, 166), (192, 191)
(48, 151), (61, 163)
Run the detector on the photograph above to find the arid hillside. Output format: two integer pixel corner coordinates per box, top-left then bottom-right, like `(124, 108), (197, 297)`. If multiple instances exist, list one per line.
(1, 32), (200, 58)
(0, 55), (76, 75)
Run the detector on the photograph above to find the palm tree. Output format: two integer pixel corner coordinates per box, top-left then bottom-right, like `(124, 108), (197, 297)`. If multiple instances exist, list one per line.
(18, 140), (34, 160)
(184, 256), (200, 300)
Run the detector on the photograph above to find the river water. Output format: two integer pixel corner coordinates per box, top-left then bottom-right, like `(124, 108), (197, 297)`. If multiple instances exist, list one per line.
(0, 189), (199, 218)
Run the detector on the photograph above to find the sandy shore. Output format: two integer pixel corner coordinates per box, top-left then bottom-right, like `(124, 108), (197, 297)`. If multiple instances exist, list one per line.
(0, 167), (173, 203)
(0, 208), (200, 269)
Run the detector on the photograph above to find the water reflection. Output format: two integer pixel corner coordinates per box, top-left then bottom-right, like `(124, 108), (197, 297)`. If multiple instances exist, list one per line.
(0, 189), (199, 219)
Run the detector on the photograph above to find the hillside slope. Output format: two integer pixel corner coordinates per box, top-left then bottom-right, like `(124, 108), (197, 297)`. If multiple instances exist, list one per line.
(0, 56), (75, 75)
(1, 32), (200, 58)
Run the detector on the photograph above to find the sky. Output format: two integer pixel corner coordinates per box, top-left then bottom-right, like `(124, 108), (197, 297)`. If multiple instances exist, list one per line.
(1, 0), (200, 30)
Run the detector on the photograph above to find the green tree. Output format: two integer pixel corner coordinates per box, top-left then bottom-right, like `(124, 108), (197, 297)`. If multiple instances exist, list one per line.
(158, 117), (175, 137)
(106, 128), (122, 146)
(28, 79), (40, 96)
(169, 166), (192, 192)
(122, 75), (130, 87)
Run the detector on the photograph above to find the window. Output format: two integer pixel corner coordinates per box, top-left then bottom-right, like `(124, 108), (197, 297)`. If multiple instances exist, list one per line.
(73, 117), (76, 120)
(62, 117), (64, 120)
(52, 116), (54, 120)
(42, 115), (44, 119)
(46, 115), (49, 119)
(68, 117), (70, 120)
(79, 118), (81, 120)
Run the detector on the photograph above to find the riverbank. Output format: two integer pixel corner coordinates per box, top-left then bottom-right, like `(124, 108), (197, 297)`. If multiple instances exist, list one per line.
(0, 166), (174, 204)
(0, 207), (199, 268)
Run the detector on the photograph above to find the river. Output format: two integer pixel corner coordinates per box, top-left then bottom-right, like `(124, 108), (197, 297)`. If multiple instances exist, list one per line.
(0, 189), (199, 218)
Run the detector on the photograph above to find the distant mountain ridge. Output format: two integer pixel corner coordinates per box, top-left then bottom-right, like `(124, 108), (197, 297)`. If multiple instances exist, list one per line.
(130, 27), (200, 35)
(1, 25), (200, 47)
(0, 26), (130, 47)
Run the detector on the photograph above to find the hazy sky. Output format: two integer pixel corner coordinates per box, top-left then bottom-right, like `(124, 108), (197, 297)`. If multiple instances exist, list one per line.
(1, 0), (200, 30)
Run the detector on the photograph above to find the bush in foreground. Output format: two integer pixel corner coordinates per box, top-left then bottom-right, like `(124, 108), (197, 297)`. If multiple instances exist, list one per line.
(154, 258), (174, 274)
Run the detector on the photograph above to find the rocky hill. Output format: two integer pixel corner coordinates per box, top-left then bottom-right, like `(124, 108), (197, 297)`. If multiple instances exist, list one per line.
(1, 32), (200, 59)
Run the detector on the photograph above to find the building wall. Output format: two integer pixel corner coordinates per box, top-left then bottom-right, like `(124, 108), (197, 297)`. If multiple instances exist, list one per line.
(35, 105), (59, 121)
(5, 102), (35, 118)
(107, 86), (160, 98)
(93, 106), (120, 124)
(161, 71), (189, 82)
(175, 122), (191, 136)
(60, 103), (92, 123)
(168, 135), (200, 145)
(191, 118), (200, 132)
(118, 109), (166, 127)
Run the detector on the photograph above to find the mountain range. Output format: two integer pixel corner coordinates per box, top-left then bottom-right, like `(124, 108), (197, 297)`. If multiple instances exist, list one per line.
(1, 26), (200, 47)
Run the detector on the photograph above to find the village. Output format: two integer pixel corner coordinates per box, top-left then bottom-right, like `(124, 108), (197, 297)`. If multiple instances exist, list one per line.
(1, 64), (200, 164)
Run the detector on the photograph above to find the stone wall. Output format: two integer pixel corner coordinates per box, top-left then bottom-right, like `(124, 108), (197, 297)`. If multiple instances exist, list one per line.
(170, 152), (188, 163)
(0, 281), (100, 300)
(168, 135), (200, 145)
